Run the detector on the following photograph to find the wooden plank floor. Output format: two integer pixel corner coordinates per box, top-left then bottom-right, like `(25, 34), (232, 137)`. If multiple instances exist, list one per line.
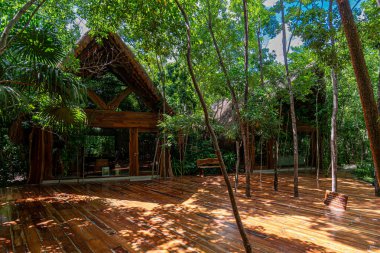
(1, 172), (380, 252)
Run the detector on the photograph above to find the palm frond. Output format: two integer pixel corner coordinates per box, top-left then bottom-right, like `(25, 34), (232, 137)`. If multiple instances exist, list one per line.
(0, 86), (23, 108)
(10, 26), (64, 66)
(39, 105), (87, 132)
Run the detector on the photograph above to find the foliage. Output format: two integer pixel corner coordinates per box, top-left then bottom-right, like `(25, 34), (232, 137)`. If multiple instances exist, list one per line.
(353, 161), (375, 184)
(1, 0), (380, 188)
(0, 129), (28, 187)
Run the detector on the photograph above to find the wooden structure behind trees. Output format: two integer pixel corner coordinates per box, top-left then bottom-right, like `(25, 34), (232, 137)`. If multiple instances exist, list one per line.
(76, 32), (173, 178)
(27, 32), (173, 182)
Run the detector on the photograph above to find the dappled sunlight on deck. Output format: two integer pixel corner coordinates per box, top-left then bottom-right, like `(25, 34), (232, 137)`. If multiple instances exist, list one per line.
(1, 173), (379, 252)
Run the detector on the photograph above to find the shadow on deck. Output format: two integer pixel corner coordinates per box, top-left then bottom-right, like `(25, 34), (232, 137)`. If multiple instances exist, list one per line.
(1, 173), (379, 252)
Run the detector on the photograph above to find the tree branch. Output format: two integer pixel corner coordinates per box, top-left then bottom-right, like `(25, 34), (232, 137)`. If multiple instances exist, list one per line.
(0, 0), (37, 56)
(0, 80), (33, 86)
(7, 0), (47, 49)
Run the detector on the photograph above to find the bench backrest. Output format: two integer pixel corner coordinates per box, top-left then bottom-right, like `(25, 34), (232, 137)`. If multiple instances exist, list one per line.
(196, 158), (219, 166)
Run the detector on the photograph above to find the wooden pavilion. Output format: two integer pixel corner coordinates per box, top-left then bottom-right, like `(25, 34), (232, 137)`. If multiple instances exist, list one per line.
(27, 33), (173, 183)
(75, 32), (174, 178)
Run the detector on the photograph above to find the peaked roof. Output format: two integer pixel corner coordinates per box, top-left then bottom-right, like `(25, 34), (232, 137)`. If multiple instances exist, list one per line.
(74, 32), (173, 114)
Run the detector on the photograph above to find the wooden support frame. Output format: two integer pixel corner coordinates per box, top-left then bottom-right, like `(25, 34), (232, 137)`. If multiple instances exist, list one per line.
(85, 109), (159, 130)
(87, 90), (108, 110)
(107, 87), (133, 110)
(87, 87), (134, 111)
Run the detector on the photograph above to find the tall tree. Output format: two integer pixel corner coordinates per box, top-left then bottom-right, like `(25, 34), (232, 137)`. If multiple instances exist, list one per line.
(280, 0), (299, 197)
(376, 49), (380, 196)
(242, 0), (252, 198)
(336, 0), (380, 187)
(174, 0), (252, 252)
(329, 0), (339, 192)
(206, 1), (251, 197)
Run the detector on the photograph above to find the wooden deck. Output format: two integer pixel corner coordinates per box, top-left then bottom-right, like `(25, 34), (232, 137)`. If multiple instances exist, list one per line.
(1, 173), (379, 252)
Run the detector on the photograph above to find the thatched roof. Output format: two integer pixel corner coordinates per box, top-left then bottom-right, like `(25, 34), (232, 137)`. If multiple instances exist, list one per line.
(74, 32), (173, 114)
(212, 99), (236, 127)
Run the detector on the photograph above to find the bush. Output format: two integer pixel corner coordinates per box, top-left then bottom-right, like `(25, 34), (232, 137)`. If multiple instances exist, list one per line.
(0, 130), (28, 187)
(353, 161), (375, 184)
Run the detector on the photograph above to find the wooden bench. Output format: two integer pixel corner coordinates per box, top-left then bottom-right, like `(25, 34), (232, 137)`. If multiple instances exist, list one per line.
(196, 158), (220, 176)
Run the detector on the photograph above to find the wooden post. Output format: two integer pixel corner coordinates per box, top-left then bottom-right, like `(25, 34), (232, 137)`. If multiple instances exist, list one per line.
(129, 128), (139, 176)
(28, 128), (53, 184)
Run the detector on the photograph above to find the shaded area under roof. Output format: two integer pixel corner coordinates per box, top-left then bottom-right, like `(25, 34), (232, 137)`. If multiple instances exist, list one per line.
(74, 32), (173, 114)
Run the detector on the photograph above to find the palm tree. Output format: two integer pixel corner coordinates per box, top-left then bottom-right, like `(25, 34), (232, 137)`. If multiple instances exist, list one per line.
(0, 26), (86, 128)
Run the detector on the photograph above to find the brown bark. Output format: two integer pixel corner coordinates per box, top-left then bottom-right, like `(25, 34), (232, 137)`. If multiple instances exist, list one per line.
(235, 141), (241, 192)
(336, 0), (380, 187)
(315, 89), (320, 180)
(267, 138), (275, 170)
(129, 128), (139, 176)
(375, 49), (380, 196)
(28, 127), (52, 184)
(174, 1), (252, 251)
(329, 0), (338, 192)
(281, 0), (299, 197)
(242, 0), (252, 198)
(207, 2), (251, 197)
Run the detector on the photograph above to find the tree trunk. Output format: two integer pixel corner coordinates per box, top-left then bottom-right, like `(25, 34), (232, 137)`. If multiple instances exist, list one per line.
(242, 0), (251, 198)
(375, 49), (380, 196)
(281, 0), (299, 197)
(316, 89), (320, 180)
(235, 141), (241, 192)
(330, 69), (339, 192)
(275, 103), (282, 191)
(0, 0), (37, 55)
(257, 22), (264, 87)
(207, 2), (251, 197)
(174, 1), (252, 252)
(329, 0), (338, 193)
(336, 0), (380, 188)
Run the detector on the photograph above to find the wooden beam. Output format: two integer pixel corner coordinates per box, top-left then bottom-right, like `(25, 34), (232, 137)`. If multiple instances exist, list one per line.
(85, 109), (159, 130)
(107, 87), (133, 110)
(129, 128), (139, 176)
(87, 90), (108, 110)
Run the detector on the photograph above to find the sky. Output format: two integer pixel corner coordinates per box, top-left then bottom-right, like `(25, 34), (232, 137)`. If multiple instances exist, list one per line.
(263, 0), (361, 63)
(263, 0), (302, 63)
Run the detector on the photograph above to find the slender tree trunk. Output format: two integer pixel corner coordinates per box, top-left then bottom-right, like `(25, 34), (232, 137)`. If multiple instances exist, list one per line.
(281, 0), (299, 197)
(275, 103), (282, 191)
(207, 1), (251, 198)
(377, 0), (380, 7)
(375, 49), (380, 196)
(0, 0), (37, 55)
(242, 0), (251, 198)
(257, 22), (264, 87)
(336, 0), (380, 188)
(330, 69), (339, 192)
(174, 1), (252, 252)
(235, 141), (241, 193)
(316, 88), (320, 180)
(329, 0), (338, 192)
